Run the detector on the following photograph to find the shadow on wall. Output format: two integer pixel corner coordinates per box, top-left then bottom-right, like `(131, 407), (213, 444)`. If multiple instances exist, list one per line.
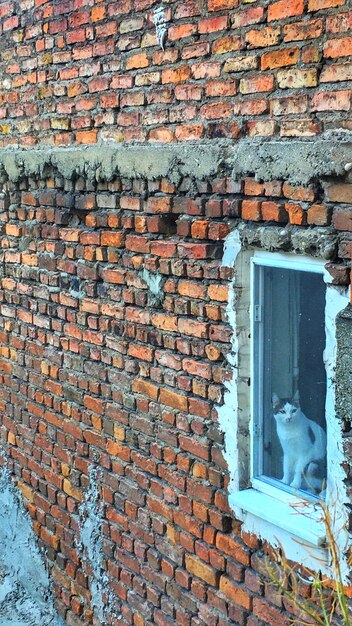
(0, 463), (64, 626)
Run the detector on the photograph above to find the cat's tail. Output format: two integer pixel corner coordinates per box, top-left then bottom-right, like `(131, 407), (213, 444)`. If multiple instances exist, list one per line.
(305, 462), (325, 493)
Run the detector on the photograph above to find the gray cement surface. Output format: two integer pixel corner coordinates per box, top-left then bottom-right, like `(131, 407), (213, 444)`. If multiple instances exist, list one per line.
(0, 137), (351, 185)
(0, 466), (64, 626)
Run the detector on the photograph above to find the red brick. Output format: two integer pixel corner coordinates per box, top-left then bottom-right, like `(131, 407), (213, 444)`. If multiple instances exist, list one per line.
(219, 577), (252, 609)
(182, 41), (210, 60)
(239, 75), (275, 94)
(178, 280), (207, 299)
(268, 0), (304, 21)
(101, 232), (124, 247)
(325, 263), (351, 285)
(307, 204), (332, 226)
(326, 12), (352, 34)
(145, 197), (172, 214)
(232, 5), (265, 28)
(311, 90), (351, 111)
(185, 555), (219, 586)
(168, 23), (197, 41)
(324, 37), (352, 59)
(242, 200), (261, 221)
(151, 313), (178, 331)
(246, 26), (281, 48)
(198, 15), (228, 33)
(326, 183), (352, 203)
(261, 201), (288, 223)
(178, 318), (208, 338)
(162, 66), (191, 84)
(285, 202), (307, 225)
(253, 598), (289, 626)
(200, 102), (231, 120)
(308, 0), (344, 8)
(205, 80), (236, 97)
(208, 0), (238, 9)
(126, 52), (149, 69)
(160, 388), (188, 411)
(261, 47), (299, 70)
(284, 18), (323, 41)
(320, 62), (352, 83)
(207, 284), (228, 301)
(212, 35), (242, 55)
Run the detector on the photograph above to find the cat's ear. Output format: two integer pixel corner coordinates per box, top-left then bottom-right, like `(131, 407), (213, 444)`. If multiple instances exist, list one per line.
(272, 392), (280, 407)
(293, 389), (300, 405)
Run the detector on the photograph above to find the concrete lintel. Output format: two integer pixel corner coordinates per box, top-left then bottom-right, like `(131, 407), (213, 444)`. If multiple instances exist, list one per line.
(0, 138), (351, 185)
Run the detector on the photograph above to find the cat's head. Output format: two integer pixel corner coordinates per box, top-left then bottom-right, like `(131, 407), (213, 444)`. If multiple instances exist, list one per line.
(272, 391), (300, 424)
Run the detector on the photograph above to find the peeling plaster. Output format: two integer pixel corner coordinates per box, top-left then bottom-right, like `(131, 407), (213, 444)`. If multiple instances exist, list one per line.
(78, 466), (119, 625)
(0, 464), (64, 626)
(238, 222), (338, 261)
(217, 230), (244, 494)
(0, 138), (352, 185)
(140, 268), (164, 307)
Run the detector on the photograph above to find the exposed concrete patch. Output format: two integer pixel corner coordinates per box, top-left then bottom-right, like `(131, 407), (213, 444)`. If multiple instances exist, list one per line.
(237, 223), (338, 260)
(78, 466), (119, 625)
(0, 143), (222, 184)
(229, 138), (352, 185)
(0, 138), (351, 185)
(0, 464), (64, 626)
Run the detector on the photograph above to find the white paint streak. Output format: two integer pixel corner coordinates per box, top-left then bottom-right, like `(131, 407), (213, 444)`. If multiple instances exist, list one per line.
(152, 6), (167, 50)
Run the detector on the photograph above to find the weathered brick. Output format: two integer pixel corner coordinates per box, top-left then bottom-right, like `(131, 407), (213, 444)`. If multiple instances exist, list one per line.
(268, 0), (304, 21)
(220, 577), (252, 609)
(239, 75), (275, 94)
(185, 555), (220, 585)
(277, 68), (318, 88)
(261, 47), (299, 70)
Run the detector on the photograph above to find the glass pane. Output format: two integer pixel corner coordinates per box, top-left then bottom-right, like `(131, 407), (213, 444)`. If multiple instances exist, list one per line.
(258, 267), (326, 497)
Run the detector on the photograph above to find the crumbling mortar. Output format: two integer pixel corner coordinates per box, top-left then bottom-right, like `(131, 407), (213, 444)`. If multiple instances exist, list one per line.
(236, 222), (338, 261)
(77, 465), (120, 626)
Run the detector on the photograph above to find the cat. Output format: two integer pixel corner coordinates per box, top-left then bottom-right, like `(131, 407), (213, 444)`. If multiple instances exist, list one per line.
(272, 391), (326, 492)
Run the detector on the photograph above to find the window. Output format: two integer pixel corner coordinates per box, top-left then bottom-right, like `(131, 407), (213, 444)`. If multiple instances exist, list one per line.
(219, 236), (350, 571)
(252, 255), (327, 500)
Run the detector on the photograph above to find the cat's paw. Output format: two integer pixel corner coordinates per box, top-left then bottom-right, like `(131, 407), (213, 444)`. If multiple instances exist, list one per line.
(281, 476), (290, 484)
(290, 479), (301, 490)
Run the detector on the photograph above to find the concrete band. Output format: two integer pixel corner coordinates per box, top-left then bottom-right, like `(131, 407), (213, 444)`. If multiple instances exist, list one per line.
(0, 138), (351, 185)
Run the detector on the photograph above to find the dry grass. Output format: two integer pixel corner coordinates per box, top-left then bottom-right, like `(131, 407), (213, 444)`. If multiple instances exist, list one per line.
(265, 500), (351, 626)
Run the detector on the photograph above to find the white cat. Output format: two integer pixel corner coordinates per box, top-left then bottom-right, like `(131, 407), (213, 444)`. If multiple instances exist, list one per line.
(272, 392), (326, 492)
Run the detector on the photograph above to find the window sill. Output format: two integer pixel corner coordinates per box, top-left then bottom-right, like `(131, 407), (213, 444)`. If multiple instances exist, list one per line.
(229, 488), (326, 547)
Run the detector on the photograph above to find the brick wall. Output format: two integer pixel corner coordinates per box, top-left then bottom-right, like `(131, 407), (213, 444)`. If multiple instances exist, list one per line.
(0, 164), (351, 625)
(0, 0), (351, 146)
(0, 0), (351, 625)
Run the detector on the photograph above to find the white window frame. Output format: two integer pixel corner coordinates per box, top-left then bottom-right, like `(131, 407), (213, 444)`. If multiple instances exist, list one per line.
(219, 232), (350, 573)
(250, 252), (326, 507)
